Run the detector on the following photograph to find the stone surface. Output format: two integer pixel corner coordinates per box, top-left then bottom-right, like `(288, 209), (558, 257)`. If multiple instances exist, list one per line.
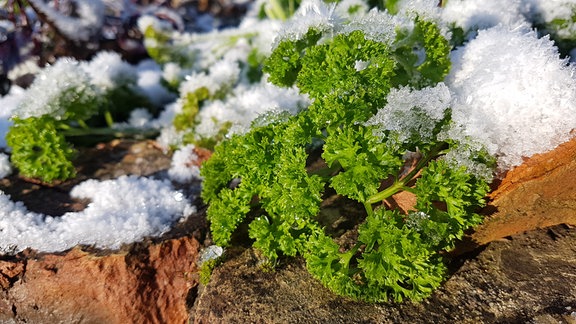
(0, 236), (201, 323)
(470, 137), (576, 246)
(0, 139), (205, 323)
(192, 225), (576, 323)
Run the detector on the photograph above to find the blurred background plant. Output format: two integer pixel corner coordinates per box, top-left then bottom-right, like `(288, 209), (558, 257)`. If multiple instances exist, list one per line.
(0, 0), (251, 95)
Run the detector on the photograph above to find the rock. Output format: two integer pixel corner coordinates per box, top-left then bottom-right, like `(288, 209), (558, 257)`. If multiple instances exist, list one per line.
(0, 236), (201, 323)
(192, 225), (576, 323)
(470, 137), (576, 246)
(0, 139), (205, 323)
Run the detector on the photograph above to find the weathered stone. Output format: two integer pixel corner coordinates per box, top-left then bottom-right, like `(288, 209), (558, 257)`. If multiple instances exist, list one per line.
(470, 137), (576, 245)
(192, 225), (576, 323)
(0, 236), (200, 323)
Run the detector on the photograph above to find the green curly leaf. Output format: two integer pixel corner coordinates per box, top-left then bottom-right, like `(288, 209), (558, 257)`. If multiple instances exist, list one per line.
(7, 117), (77, 182)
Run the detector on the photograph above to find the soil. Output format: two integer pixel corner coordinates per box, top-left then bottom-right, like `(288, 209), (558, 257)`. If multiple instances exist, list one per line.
(0, 139), (574, 323)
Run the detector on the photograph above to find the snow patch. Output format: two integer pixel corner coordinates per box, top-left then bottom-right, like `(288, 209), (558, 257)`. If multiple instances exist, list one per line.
(168, 144), (202, 183)
(445, 25), (576, 171)
(0, 175), (195, 254)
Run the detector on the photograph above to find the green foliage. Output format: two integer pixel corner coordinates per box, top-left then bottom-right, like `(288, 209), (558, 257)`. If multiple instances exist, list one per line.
(7, 117), (77, 182)
(142, 24), (192, 67)
(306, 209), (447, 303)
(391, 18), (452, 88)
(202, 13), (494, 302)
(413, 160), (489, 249)
(263, 28), (322, 87)
(322, 125), (403, 202)
(199, 258), (218, 285)
(6, 58), (156, 182)
(298, 30), (395, 117)
(173, 87), (210, 131)
(246, 49), (266, 83)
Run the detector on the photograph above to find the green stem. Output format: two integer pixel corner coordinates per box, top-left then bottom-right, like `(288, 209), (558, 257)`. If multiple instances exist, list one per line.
(266, 0), (288, 20)
(363, 201), (374, 218)
(62, 127), (160, 139)
(104, 110), (114, 128)
(339, 242), (362, 269)
(77, 119), (89, 130)
(365, 142), (447, 205)
(365, 180), (407, 205)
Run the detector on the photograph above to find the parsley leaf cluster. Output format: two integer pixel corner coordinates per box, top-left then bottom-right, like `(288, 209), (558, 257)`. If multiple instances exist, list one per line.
(202, 10), (494, 302)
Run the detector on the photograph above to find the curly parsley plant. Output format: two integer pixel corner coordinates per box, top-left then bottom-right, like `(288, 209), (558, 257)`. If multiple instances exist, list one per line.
(201, 4), (495, 302)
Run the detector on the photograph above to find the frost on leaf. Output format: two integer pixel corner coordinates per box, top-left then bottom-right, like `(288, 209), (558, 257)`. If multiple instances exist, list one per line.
(366, 83), (451, 144)
(14, 58), (100, 121)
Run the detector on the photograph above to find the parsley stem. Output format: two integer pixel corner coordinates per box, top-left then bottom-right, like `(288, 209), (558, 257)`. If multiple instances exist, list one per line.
(339, 242), (362, 268)
(365, 180), (406, 205)
(365, 142), (447, 205)
(77, 119), (89, 130)
(62, 127), (160, 139)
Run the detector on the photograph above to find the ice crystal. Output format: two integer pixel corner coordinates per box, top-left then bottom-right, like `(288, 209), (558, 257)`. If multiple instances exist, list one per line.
(445, 25), (576, 171)
(168, 144), (202, 183)
(14, 58), (98, 120)
(0, 175), (194, 254)
(366, 83), (451, 143)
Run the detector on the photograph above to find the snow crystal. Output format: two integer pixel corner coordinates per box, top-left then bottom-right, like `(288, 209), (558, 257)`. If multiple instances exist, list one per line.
(334, 0), (369, 18)
(136, 59), (176, 107)
(0, 85), (24, 148)
(445, 25), (576, 171)
(13, 58), (97, 119)
(0, 175), (194, 254)
(28, 0), (105, 42)
(237, 17), (283, 57)
(162, 62), (186, 88)
(7, 59), (41, 82)
(154, 102), (184, 150)
(439, 134), (496, 181)
(394, 0), (443, 21)
(137, 14), (172, 34)
(366, 83), (451, 143)
(156, 125), (182, 151)
(441, 0), (528, 34)
(180, 60), (241, 97)
(127, 108), (154, 128)
(0, 153), (12, 179)
(195, 81), (309, 138)
(275, 0), (342, 45)
(354, 60), (370, 72)
(198, 245), (224, 265)
(168, 144), (202, 183)
(82, 51), (138, 91)
(342, 8), (403, 45)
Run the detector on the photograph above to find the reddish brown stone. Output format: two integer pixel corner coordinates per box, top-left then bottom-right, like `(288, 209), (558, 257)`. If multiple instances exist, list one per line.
(0, 236), (200, 323)
(470, 137), (576, 245)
